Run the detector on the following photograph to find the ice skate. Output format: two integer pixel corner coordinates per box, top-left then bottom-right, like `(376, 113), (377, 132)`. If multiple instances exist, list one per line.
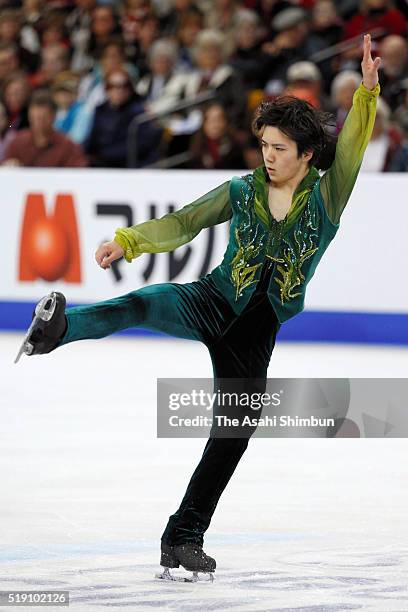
(156, 542), (215, 582)
(14, 292), (67, 364)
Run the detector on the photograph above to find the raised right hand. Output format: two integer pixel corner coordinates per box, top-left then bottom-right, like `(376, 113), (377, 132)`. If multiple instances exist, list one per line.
(95, 240), (124, 269)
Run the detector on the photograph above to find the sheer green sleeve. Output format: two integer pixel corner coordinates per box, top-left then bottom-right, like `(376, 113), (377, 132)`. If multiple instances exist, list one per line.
(320, 81), (380, 225)
(114, 180), (232, 262)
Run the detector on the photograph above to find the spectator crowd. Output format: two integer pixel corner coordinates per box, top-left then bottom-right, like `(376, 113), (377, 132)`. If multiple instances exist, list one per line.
(0, 0), (407, 171)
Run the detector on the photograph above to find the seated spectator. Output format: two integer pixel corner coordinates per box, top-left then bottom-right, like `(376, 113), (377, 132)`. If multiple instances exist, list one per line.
(126, 14), (160, 78)
(29, 43), (70, 88)
(0, 43), (21, 88)
(78, 38), (138, 116)
(241, 132), (263, 170)
(230, 9), (269, 90)
(120, 0), (155, 48)
(188, 102), (246, 169)
(310, 0), (344, 91)
(67, 0), (97, 72)
(343, 0), (407, 41)
(0, 100), (16, 162)
(393, 77), (408, 132)
(88, 5), (121, 59)
(85, 67), (161, 168)
(2, 70), (31, 130)
(175, 10), (204, 71)
(37, 11), (71, 50)
(284, 61), (335, 111)
(388, 112), (408, 171)
(203, 0), (242, 57)
(0, 8), (39, 73)
(241, 0), (293, 45)
(136, 39), (179, 103)
(330, 69), (362, 132)
(150, 29), (247, 130)
(52, 71), (93, 144)
(159, 0), (203, 38)
(311, 0), (344, 47)
(21, 0), (42, 54)
(3, 89), (88, 167)
(263, 8), (326, 95)
(378, 35), (408, 111)
(359, 96), (405, 172)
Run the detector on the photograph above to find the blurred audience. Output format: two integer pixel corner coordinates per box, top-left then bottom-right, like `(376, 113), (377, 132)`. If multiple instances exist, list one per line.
(160, 0), (203, 38)
(2, 89), (88, 167)
(85, 67), (161, 167)
(188, 102), (246, 169)
(136, 38), (179, 103)
(78, 38), (138, 115)
(311, 0), (343, 48)
(0, 43), (21, 87)
(0, 99), (16, 161)
(388, 111), (408, 171)
(2, 70), (31, 130)
(262, 7), (327, 95)
(393, 77), (408, 131)
(175, 9), (204, 71)
(230, 9), (269, 91)
(68, 0), (97, 71)
(0, 8), (38, 72)
(359, 96), (404, 171)
(343, 0), (407, 41)
(378, 34), (408, 111)
(203, 0), (242, 57)
(330, 69), (362, 132)
(150, 29), (247, 129)
(30, 43), (70, 88)
(0, 0), (405, 171)
(52, 70), (92, 143)
(283, 61), (334, 111)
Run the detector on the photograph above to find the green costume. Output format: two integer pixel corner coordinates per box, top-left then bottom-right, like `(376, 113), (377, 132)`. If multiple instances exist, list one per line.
(114, 82), (380, 322)
(59, 82), (379, 548)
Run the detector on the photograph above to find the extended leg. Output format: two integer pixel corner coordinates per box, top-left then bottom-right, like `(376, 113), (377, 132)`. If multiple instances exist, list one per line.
(59, 279), (226, 347)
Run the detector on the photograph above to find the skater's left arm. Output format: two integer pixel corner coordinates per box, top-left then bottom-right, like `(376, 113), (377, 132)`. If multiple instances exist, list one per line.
(320, 34), (381, 225)
(113, 181), (232, 262)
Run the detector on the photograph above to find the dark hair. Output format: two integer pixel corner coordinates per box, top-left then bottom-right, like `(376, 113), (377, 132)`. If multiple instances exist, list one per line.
(97, 36), (125, 61)
(29, 89), (57, 114)
(252, 95), (336, 170)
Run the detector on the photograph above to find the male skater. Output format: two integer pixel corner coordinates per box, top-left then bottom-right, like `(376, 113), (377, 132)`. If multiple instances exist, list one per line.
(17, 35), (380, 580)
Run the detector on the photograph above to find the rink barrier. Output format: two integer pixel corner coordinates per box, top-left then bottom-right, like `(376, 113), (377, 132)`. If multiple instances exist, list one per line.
(1, 300), (407, 346)
(1, 169), (407, 344)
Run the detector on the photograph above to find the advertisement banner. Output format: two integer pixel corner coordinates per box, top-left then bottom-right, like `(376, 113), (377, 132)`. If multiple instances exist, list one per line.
(1, 169), (407, 343)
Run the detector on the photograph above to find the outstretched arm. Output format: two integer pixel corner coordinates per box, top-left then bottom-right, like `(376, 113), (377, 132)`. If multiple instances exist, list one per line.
(320, 34), (381, 225)
(95, 181), (232, 269)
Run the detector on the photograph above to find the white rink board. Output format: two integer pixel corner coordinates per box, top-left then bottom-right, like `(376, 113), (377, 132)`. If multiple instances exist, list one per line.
(0, 168), (407, 313)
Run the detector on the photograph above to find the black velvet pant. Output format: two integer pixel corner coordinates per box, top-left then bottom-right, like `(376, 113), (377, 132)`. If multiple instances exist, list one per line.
(160, 263), (280, 546)
(60, 261), (280, 546)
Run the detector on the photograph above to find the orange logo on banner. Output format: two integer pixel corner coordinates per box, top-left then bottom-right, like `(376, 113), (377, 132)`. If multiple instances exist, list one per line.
(19, 193), (81, 283)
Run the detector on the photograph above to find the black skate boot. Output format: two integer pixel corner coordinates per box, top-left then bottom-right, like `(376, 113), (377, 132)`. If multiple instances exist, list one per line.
(156, 541), (216, 582)
(14, 292), (67, 363)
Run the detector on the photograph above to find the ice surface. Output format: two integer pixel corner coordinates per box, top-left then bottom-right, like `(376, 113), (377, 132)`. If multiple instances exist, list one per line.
(1, 332), (407, 611)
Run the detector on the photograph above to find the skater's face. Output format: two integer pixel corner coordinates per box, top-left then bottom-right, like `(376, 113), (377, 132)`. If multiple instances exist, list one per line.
(260, 125), (312, 185)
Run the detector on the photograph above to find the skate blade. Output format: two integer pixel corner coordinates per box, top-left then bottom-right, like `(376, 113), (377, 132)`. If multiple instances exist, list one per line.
(14, 293), (58, 364)
(155, 567), (214, 583)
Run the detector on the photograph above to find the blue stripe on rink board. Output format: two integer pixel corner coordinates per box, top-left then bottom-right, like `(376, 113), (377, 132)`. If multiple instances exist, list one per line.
(0, 300), (407, 346)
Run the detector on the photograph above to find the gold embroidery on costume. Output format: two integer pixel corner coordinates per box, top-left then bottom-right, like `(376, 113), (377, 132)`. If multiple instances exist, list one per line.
(268, 193), (319, 304)
(230, 177), (264, 299)
(231, 226), (264, 299)
(230, 174), (320, 304)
